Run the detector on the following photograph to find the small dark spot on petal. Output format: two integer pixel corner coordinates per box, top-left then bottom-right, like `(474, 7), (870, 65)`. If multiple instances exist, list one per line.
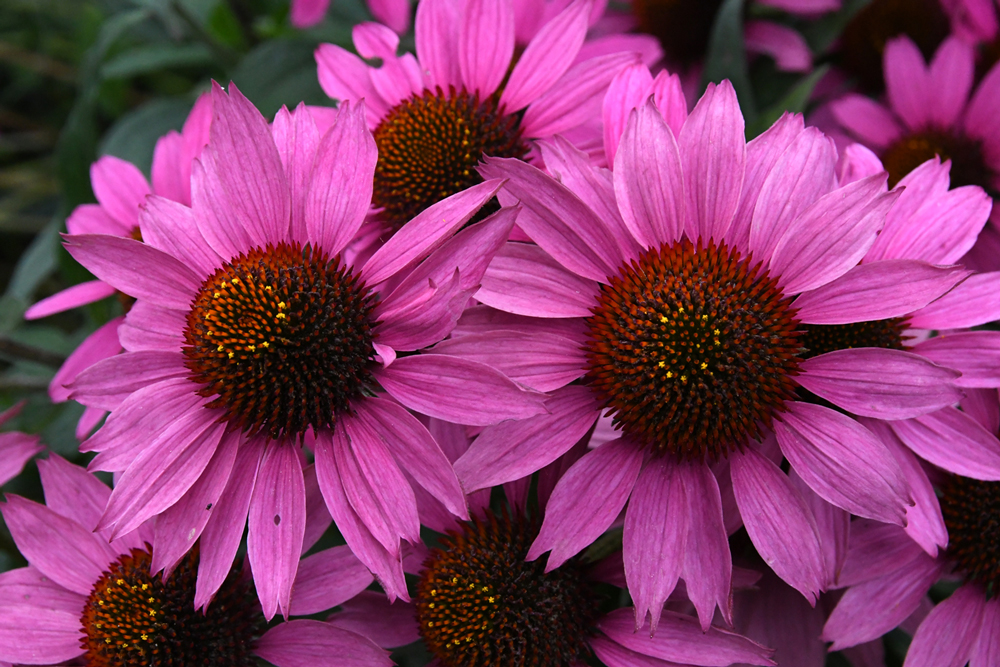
(273, 514), (281, 526)
(206, 503), (213, 511)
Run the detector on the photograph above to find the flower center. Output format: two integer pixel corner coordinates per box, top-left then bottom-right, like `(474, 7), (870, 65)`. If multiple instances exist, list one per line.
(80, 547), (262, 667)
(632, 0), (725, 66)
(372, 86), (529, 229)
(800, 319), (908, 359)
(415, 511), (599, 667)
(183, 241), (377, 439)
(585, 240), (802, 461)
(839, 0), (949, 91)
(881, 130), (990, 190)
(940, 476), (1000, 596)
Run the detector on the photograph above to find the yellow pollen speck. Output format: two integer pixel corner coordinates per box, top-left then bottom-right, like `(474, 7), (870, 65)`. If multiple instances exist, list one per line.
(658, 361), (665, 368)
(678, 306), (685, 313)
(141, 634), (148, 641)
(98, 600), (104, 606)
(429, 603), (435, 608)
(207, 331), (213, 336)
(714, 328), (721, 335)
(660, 315), (668, 323)
(248, 345), (256, 352)
(141, 584), (148, 590)
(217, 345), (224, 352)
(117, 578), (124, 585)
(681, 375), (688, 382)
(214, 292), (220, 298)
(488, 596), (495, 603)
(276, 313), (286, 320)
(231, 277), (240, 284)
(148, 597), (155, 603)
(702, 314), (709, 320)
(149, 610), (156, 616)
(701, 362), (708, 370)
(105, 638), (111, 644)
(262, 341), (269, 348)
(265, 285), (272, 292)
(228, 352), (234, 359)
(452, 577), (458, 584)
(278, 301), (286, 309)
(666, 371), (673, 378)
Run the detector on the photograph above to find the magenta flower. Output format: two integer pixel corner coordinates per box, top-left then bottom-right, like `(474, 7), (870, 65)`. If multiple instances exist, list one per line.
(0, 455), (390, 667)
(0, 403), (42, 487)
(23, 93), (212, 440)
(315, 507), (777, 667)
(443, 77), (976, 632)
(291, 0), (412, 32)
(60, 82), (545, 619)
(315, 0), (652, 229)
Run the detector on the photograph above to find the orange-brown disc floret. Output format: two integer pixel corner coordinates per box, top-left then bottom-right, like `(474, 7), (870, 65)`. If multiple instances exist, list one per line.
(940, 476), (1000, 597)
(415, 511), (599, 667)
(632, 0), (726, 67)
(372, 86), (529, 229)
(881, 130), (990, 189)
(80, 546), (262, 667)
(839, 0), (950, 91)
(183, 241), (377, 440)
(585, 239), (802, 462)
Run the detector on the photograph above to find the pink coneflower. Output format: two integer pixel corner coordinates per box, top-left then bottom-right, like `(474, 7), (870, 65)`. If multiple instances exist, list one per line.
(290, 0), (411, 32)
(832, 35), (1000, 264)
(0, 455), (391, 667)
(315, 0), (651, 229)
(821, 471), (1000, 667)
(23, 93), (212, 440)
(60, 82), (545, 619)
(315, 506), (777, 667)
(0, 403), (42, 486)
(443, 76), (976, 633)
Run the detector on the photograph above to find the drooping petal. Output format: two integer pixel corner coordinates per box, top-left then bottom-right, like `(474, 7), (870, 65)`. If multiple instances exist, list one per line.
(454, 385), (599, 491)
(528, 438), (643, 570)
(890, 407), (1000, 480)
(289, 546), (374, 616)
(24, 280), (117, 320)
(908, 272), (1000, 329)
(972, 596), (1000, 667)
(375, 354), (547, 426)
(255, 620), (393, 667)
(730, 447), (826, 604)
(914, 331), (1000, 388)
(797, 348), (963, 419)
(0, 605), (85, 665)
(679, 463), (733, 629)
(0, 432), (41, 488)
(903, 583), (985, 667)
(328, 591), (422, 649)
(775, 402), (911, 524)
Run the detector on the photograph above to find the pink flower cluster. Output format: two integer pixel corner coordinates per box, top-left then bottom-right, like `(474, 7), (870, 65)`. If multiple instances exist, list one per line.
(3, 1), (1000, 666)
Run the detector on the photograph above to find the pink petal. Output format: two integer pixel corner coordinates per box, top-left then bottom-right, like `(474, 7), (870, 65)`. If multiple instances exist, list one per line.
(289, 546), (374, 616)
(117, 303), (184, 353)
(90, 155), (150, 229)
(679, 463), (733, 629)
(479, 157), (622, 281)
(769, 176), (897, 294)
(337, 413), (421, 552)
(62, 234), (200, 311)
(962, 388), (1000, 434)
(248, 441), (306, 620)
(794, 260), (969, 324)
(1, 495), (116, 596)
(430, 328), (586, 392)
(414, 0), (460, 89)
(272, 104), (322, 245)
(455, 385), (599, 491)
(0, 565), (85, 612)
(730, 447), (826, 604)
(98, 414), (224, 538)
(904, 583), (985, 667)
(353, 397), (468, 521)
(302, 463), (333, 553)
(908, 271), (1000, 329)
(66, 202), (126, 236)
(831, 95), (902, 150)
(313, 430), (409, 602)
(744, 20), (811, 72)
(361, 179), (502, 286)
(150, 429), (239, 577)
(914, 331), (1000, 388)
(528, 438), (643, 570)
(601, 63), (654, 165)
(589, 635), (679, 667)
(837, 143), (885, 186)
(368, 0), (411, 34)
(0, 605), (84, 665)
(204, 83), (290, 246)
(458, 0), (514, 97)
(195, 440), (263, 609)
(598, 607), (776, 666)
(352, 22), (399, 60)
(328, 590), (421, 648)
(500, 0), (588, 112)
(306, 101), (377, 256)
(678, 80), (746, 243)
(255, 619), (392, 667)
(24, 280), (117, 320)
(788, 470), (850, 586)
(836, 520), (935, 588)
(0, 433), (41, 487)
(797, 348), (963, 419)
(890, 406), (1000, 480)
(822, 555), (944, 650)
(775, 402), (911, 524)
(926, 37), (975, 128)
(68, 350), (187, 410)
(477, 241), (599, 317)
(374, 270), (470, 352)
(884, 37), (933, 131)
(614, 101), (685, 248)
(964, 56), (1000, 155)
(748, 127), (839, 263)
(375, 354), (547, 426)
(314, 44), (387, 125)
(139, 195), (223, 276)
(290, 0), (329, 27)
(972, 596), (1000, 667)
(521, 52), (641, 139)
(37, 454), (110, 533)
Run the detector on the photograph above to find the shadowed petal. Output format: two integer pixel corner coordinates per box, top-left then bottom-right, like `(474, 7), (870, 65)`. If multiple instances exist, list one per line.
(289, 546), (374, 616)
(255, 620), (392, 667)
(890, 407), (1000, 480)
(904, 583), (985, 667)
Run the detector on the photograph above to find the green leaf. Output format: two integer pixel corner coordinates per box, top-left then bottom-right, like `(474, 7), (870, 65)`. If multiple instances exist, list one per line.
(702, 0), (756, 124)
(229, 39), (330, 118)
(99, 98), (193, 175)
(746, 65), (829, 139)
(101, 43), (214, 79)
(3, 217), (59, 305)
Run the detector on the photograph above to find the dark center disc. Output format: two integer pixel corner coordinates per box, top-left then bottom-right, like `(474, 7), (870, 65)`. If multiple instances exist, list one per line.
(940, 475), (1000, 596)
(881, 129), (991, 190)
